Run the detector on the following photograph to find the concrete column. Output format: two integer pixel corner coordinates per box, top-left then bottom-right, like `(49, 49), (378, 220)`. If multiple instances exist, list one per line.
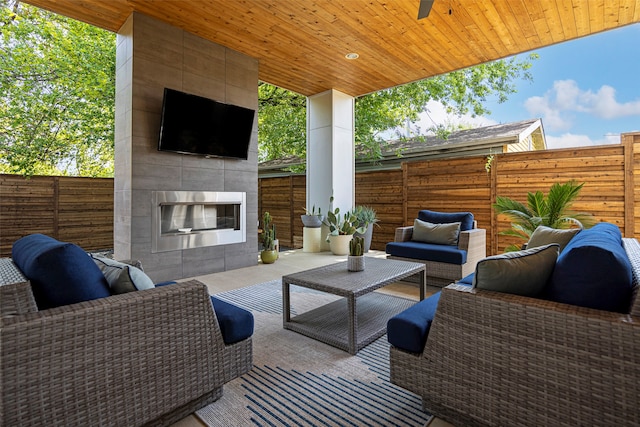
(306, 89), (355, 222)
(114, 12), (258, 282)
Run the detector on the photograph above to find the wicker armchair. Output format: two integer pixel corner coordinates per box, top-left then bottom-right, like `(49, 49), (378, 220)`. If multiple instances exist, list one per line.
(1, 267), (252, 427)
(387, 221), (486, 287)
(390, 238), (640, 427)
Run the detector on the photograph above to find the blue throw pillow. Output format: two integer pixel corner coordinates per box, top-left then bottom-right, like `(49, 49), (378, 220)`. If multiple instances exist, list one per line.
(418, 210), (474, 231)
(544, 223), (633, 313)
(12, 234), (111, 309)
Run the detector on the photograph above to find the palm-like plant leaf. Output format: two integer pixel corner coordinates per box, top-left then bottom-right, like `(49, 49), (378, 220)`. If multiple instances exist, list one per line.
(545, 181), (583, 227)
(526, 191), (547, 217)
(493, 180), (595, 252)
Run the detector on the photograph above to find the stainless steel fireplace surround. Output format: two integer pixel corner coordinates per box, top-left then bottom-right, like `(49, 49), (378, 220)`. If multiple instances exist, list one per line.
(152, 191), (246, 253)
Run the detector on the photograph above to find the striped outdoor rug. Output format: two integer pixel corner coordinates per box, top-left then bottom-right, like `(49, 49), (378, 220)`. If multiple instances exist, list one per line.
(196, 280), (432, 427)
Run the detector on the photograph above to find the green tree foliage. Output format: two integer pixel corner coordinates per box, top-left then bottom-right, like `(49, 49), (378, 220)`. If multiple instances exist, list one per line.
(258, 54), (538, 168)
(1, 1), (536, 177)
(493, 180), (596, 252)
(0, 1), (115, 177)
(258, 83), (306, 165)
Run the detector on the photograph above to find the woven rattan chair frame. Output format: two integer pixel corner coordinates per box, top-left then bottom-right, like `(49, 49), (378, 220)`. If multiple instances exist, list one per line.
(390, 238), (640, 426)
(388, 223), (487, 287)
(1, 274), (252, 427)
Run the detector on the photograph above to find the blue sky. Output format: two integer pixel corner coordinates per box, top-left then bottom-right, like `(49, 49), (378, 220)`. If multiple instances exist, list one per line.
(419, 22), (640, 149)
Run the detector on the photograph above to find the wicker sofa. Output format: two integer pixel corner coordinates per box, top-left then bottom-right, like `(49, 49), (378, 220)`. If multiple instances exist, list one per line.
(389, 224), (640, 426)
(1, 234), (253, 427)
(386, 210), (486, 287)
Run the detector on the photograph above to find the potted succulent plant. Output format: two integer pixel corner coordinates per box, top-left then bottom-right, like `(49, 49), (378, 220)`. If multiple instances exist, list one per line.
(353, 205), (380, 253)
(347, 235), (365, 271)
(323, 196), (366, 256)
(301, 205), (323, 228)
(260, 211), (278, 264)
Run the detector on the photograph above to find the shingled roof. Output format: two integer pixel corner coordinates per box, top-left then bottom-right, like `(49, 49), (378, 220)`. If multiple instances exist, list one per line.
(259, 118), (546, 175)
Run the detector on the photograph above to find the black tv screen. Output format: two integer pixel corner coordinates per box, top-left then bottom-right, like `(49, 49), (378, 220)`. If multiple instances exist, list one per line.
(158, 88), (255, 160)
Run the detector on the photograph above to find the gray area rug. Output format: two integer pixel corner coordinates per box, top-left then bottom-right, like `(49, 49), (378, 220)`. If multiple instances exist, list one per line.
(196, 280), (432, 427)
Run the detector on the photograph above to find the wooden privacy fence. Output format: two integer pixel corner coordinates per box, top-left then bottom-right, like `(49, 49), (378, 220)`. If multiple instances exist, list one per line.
(0, 175), (113, 256)
(261, 132), (640, 255)
(2, 132), (639, 257)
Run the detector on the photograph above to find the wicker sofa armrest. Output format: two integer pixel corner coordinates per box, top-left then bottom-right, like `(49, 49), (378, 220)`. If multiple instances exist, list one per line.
(457, 227), (486, 262)
(0, 280), (38, 316)
(1, 280), (229, 427)
(0, 258), (37, 316)
(394, 226), (414, 242)
(623, 238), (640, 317)
(419, 285), (640, 426)
(456, 227), (484, 250)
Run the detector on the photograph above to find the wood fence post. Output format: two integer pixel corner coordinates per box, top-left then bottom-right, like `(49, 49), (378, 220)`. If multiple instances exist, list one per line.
(53, 176), (59, 240)
(490, 154), (498, 256)
(289, 175), (295, 247)
(402, 162), (408, 226)
(623, 133), (635, 238)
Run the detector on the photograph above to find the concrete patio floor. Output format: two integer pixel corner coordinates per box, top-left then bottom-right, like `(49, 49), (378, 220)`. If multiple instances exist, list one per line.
(171, 248), (452, 427)
(185, 248), (423, 298)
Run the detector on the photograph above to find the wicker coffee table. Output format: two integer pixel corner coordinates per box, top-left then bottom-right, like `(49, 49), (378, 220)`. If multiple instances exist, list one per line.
(282, 257), (426, 354)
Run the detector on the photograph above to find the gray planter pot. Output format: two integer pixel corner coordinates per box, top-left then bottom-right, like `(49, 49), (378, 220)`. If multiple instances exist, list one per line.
(354, 224), (373, 253)
(301, 214), (324, 228)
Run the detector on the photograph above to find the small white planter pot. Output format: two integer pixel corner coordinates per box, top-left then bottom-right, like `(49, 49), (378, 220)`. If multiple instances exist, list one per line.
(347, 255), (365, 272)
(328, 234), (353, 256)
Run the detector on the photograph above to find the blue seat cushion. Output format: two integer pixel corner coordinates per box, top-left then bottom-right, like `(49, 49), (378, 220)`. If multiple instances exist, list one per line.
(544, 223), (633, 313)
(156, 282), (253, 343)
(12, 233), (111, 309)
(418, 210), (474, 232)
(386, 241), (467, 264)
(458, 273), (475, 286)
(155, 280), (178, 287)
(387, 292), (442, 353)
(211, 296), (254, 344)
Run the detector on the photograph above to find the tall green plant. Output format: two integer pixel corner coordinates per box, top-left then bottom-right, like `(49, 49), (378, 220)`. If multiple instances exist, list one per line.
(261, 211), (276, 251)
(323, 196), (366, 237)
(493, 180), (595, 252)
(349, 236), (364, 256)
(353, 205), (380, 229)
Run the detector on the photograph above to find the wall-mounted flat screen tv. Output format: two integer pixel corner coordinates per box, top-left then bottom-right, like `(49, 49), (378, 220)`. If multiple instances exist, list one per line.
(158, 88), (255, 160)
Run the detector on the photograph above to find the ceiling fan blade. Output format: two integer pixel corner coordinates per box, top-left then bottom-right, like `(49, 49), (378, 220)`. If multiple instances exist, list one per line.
(418, 0), (435, 19)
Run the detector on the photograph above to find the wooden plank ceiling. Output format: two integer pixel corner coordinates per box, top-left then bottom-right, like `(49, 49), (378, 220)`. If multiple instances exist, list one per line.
(23, 0), (640, 97)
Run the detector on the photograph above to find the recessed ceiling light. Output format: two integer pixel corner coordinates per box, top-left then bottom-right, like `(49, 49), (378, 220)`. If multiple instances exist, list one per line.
(345, 53), (359, 60)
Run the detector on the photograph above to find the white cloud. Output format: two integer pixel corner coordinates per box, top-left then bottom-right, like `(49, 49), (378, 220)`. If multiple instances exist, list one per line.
(524, 95), (571, 130)
(525, 80), (640, 131)
(380, 98), (635, 151)
(545, 133), (621, 149)
(587, 85), (640, 119)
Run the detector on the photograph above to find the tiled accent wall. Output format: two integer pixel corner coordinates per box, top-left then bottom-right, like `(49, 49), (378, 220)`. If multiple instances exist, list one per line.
(115, 13), (259, 282)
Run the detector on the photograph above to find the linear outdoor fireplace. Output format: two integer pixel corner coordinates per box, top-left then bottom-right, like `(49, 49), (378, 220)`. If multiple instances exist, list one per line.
(152, 191), (246, 253)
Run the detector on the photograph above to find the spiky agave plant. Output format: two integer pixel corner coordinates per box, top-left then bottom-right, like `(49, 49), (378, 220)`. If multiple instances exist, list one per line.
(493, 180), (595, 252)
